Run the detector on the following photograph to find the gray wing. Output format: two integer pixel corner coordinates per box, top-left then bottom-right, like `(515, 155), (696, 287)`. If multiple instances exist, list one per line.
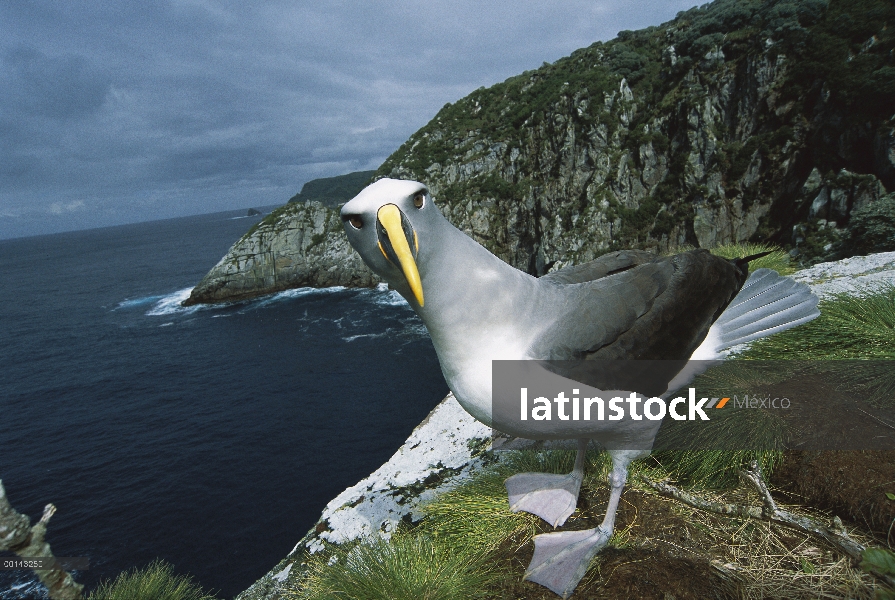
(539, 250), (660, 284)
(538, 249), (746, 362)
(536, 249), (747, 395)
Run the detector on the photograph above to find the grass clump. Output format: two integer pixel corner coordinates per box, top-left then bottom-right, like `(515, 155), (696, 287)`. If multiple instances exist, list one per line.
(417, 460), (541, 551)
(417, 449), (613, 550)
(88, 560), (219, 600)
(708, 242), (795, 275)
(663, 242), (794, 276)
(296, 534), (499, 600)
(742, 286), (895, 360)
(653, 361), (791, 488)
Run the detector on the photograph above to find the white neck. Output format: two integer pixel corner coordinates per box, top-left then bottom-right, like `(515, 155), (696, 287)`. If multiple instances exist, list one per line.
(398, 216), (545, 423)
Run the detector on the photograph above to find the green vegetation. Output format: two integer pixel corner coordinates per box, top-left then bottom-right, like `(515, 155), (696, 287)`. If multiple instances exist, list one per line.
(417, 451), (580, 550)
(244, 203), (291, 239)
(88, 560), (219, 600)
(373, 0), (894, 261)
(742, 286), (895, 360)
(296, 534), (500, 600)
(288, 171), (377, 208)
(835, 192), (895, 258)
(653, 359), (791, 488)
(860, 547), (895, 600)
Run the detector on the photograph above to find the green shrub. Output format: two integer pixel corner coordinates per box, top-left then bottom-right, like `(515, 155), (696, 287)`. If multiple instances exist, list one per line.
(836, 193), (895, 257)
(298, 534), (499, 600)
(88, 560), (219, 600)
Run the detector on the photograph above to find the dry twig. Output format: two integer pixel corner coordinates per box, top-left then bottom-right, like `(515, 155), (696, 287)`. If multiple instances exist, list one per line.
(640, 461), (894, 589)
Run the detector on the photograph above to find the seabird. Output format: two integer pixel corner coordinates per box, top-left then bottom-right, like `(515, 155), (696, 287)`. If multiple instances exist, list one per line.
(340, 178), (820, 598)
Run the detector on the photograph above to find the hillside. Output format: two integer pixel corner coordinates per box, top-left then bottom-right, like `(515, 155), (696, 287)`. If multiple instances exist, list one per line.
(287, 171), (377, 208)
(184, 0), (895, 306)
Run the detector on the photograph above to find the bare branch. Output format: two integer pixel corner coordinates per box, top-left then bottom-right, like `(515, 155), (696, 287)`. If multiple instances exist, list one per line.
(640, 467), (873, 576)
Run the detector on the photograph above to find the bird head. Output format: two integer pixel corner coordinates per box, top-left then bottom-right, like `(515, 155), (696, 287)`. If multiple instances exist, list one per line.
(341, 178), (438, 308)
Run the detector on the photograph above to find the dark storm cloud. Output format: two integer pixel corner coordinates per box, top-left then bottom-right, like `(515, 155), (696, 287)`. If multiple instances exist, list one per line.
(0, 1), (696, 238)
(2, 46), (112, 120)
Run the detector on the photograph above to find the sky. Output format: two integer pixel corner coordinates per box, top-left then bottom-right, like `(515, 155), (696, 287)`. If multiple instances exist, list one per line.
(0, 1), (697, 239)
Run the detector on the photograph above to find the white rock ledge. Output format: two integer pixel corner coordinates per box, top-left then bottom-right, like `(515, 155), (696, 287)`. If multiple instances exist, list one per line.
(313, 393), (491, 548)
(792, 251), (895, 298)
(235, 393), (492, 600)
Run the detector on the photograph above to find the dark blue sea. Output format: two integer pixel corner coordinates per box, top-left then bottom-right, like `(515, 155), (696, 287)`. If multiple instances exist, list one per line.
(0, 209), (447, 599)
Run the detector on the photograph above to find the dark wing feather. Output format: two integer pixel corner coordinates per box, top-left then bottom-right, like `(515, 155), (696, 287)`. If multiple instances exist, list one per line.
(537, 249), (747, 395)
(587, 249), (746, 360)
(539, 250), (660, 284)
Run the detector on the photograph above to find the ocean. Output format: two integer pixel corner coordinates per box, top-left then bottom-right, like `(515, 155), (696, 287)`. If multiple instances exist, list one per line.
(0, 209), (447, 598)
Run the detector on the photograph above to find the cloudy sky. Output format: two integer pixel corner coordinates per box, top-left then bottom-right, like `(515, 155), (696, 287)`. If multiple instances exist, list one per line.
(0, 1), (696, 239)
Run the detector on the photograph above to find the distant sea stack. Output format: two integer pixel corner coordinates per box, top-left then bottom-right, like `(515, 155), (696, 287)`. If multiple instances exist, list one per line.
(186, 0), (895, 306)
(182, 173), (379, 306)
(247, 208), (261, 216)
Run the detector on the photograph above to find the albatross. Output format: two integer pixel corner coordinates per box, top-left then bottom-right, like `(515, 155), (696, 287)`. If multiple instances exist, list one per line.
(340, 178), (820, 598)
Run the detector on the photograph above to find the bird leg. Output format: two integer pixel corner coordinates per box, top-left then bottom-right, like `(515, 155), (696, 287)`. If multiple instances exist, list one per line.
(505, 438), (589, 527)
(522, 449), (633, 599)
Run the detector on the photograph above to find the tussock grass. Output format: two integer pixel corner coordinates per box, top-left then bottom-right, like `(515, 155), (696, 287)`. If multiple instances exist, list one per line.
(296, 534), (500, 600)
(743, 286), (895, 360)
(650, 445), (784, 491)
(741, 286), (895, 406)
(416, 454), (544, 551)
(88, 560), (219, 600)
(418, 449), (610, 551)
(708, 242), (796, 275)
(653, 360), (791, 489)
(663, 242), (794, 275)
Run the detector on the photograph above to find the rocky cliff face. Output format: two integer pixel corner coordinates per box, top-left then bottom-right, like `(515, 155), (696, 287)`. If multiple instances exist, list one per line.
(185, 0), (895, 305)
(182, 201), (378, 306)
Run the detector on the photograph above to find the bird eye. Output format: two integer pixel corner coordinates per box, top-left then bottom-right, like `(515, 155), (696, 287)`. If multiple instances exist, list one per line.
(347, 215), (363, 229)
(413, 192), (425, 209)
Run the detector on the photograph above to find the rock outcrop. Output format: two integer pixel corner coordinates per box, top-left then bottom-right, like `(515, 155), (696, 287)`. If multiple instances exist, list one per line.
(182, 202), (378, 306)
(186, 0), (894, 306)
(287, 170), (377, 208)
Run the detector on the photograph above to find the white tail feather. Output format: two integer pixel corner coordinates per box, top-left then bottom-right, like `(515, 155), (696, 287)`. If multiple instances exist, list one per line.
(690, 268), (820, 360)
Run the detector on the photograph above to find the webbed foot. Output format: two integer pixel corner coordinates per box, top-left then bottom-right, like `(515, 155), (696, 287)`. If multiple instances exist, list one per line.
(523, 526), (610, 599)
(505, 472), (582, 527)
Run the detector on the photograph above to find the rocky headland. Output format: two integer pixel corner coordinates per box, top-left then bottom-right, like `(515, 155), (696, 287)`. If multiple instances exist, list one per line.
(184, 0), (894, 307)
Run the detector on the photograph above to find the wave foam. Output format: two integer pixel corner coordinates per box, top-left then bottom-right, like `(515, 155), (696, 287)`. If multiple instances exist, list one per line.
(361, 283), (409, 307)
(251, 285), (347, 309)
(135, 282), (414, 322)
(116, 295), (165, 309)
(3, 580), (48, 600)
(146, 288), (198, 316)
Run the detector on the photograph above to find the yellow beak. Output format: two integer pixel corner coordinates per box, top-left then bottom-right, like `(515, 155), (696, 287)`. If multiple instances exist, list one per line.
(377, 204), (424, 307)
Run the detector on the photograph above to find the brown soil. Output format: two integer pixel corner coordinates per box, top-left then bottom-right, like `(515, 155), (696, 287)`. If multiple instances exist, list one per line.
(767, 373), (895, 451)
(771, 449), (895, 539)
(756, 371), (895, 539)
(484, 469), (884, 599)
(490, 545), (731, 600)
(487, 488), (734, 599)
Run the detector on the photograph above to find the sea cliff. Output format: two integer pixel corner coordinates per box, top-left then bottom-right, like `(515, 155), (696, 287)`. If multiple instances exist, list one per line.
(184, 0), (894, 306)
